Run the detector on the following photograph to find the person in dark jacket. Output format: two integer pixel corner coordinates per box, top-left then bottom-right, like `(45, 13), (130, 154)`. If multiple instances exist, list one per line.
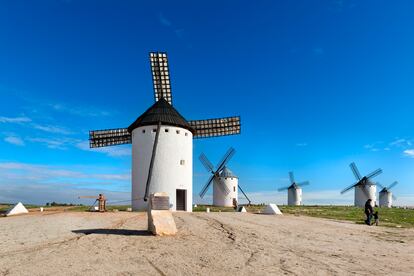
(364, 199), (374, 225)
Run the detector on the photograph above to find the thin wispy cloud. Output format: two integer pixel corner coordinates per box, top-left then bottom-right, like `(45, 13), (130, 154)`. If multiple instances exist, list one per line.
(4, 135), (25, 146)
(364, 138), (414, 154)
(0, 116), (31, 123)
(32, 123), (74, 135)
(27, 137), (74, 150)
(49, 103), (111, 117)
(0, 162), (130, 183)
(157, 12), (189, 44)
(158, 13), (172, 27)
(390, 138), (412, 148)
(296, 142), (308, 147)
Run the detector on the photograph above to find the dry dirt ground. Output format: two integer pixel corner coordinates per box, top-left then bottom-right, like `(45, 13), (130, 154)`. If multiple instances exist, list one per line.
(1, 211), (413, 276)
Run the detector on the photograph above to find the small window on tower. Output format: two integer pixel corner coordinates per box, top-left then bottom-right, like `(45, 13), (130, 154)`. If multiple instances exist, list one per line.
(176, 130), (180, 134)
(152, 129), (156, 132)
(165, 129), (169, 133)
(142, 130), (146, 133)
(180, 160), (185, 166)
(185, 133), (188, 136)
(233, 186), (236, 192)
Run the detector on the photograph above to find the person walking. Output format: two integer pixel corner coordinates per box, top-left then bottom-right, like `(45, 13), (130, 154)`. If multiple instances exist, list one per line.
(364, 199), (374, 225)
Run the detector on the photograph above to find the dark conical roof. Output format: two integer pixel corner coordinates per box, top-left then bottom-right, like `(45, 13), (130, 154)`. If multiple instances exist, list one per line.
(127, 98), (195, 133)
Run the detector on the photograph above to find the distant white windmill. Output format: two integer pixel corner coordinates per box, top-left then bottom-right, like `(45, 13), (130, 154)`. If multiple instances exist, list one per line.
(341, 162), (382, 207)
(377, 181), (398, 208)
(278, 172), (310, 206)
(199, 148), (251, 207)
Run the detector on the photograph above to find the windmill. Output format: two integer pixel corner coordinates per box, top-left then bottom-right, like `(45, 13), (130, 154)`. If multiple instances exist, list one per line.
(340, 162), (382, 207)
(377, 181), (398, 208)
(89, 52), (241, 212)
(199, 148), (251, 207)
(278, 172), (310, 206)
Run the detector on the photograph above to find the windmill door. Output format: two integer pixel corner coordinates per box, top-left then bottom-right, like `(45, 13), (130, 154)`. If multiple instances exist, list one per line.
(176, 189), (186, 211)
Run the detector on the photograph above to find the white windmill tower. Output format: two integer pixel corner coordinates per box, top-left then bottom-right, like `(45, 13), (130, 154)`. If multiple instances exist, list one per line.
(377, 181), (398, 208)
(340, 162), (382, 207)
(278, 172), (310, 206)
(89, 52), (241, 212)
(199, 148), (251, 207)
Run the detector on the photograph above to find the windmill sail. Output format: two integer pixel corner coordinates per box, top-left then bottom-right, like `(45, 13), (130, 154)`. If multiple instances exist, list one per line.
(89, 128), (131, 148)
(150, 52), (172, 105)
(189, 116), (241, 138)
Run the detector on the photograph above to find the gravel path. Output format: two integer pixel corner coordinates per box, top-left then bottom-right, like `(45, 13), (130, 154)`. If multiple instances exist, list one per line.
(0, 211), (413, 275)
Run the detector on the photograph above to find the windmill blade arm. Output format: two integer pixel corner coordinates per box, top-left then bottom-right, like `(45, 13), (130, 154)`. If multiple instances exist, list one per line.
(238, 184), (251, 204)
(199, 175), (215, 198)
(297, 181), (310, 187)
(288, 172), (295, 184)
(366, 168), (383, 180)
(144, 122), (162, 201)
(150, 52), (172, 105)
(189, 116), (241, 139)
(89, 128), (132, 148)
(278, 186), (291, 192)
(340, 182), (358, 194)
(387, 181), (398, 190)
(199, 153), (214, 173)
(349, 162), (362, 181)
(216, 147), (236, 172)
(376, 182), (385, 190)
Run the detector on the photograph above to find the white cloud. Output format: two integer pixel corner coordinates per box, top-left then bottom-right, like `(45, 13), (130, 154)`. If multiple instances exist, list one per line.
(27, 137), (73, 150)
(0, 162), (130, 184)
(403, 149), (414, 158)
(49, 103), (110, 117)
(4, 135), (25, 146)
(0, 183), (130, 206)
(0, 116), (31, 123)
(158, 13), (172, 27)
(390, 138), (412, 148)
(296, 143), (308, 147)
(32, 124), (73, 135)
(0, 161), (131, 205)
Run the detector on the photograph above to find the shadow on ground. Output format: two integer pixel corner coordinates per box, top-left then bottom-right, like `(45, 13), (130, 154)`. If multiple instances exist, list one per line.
(72, 229), (152, 236)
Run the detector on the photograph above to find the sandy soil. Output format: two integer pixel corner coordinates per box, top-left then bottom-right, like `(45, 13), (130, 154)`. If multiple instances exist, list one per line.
(0, 211), (413, 276)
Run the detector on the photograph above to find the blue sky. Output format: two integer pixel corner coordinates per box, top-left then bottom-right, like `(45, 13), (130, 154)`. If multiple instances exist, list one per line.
(1, 0), (414, 206)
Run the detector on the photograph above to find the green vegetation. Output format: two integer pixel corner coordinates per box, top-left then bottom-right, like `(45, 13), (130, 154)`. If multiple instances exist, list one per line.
(193, 205), (236, 212)
(68, 205), (131, 212)
(0, 203), (41, 212)
(194, 204), (414, 228)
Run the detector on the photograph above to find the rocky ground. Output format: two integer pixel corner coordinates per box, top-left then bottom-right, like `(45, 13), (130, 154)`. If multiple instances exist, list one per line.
(0, 211), (413, 275)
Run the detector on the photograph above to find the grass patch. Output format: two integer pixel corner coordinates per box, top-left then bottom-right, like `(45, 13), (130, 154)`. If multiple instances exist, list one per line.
(194, 204), (414, 228)
(68, 205), (131, 212)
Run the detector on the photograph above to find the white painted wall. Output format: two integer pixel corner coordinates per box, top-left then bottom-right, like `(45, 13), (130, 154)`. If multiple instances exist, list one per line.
(379, 191), (392, 208)
(354, 184), (376, 207)
(287, 188), (302, 206)
(131, 125), (193, 212)
(213, 177), (238, 207)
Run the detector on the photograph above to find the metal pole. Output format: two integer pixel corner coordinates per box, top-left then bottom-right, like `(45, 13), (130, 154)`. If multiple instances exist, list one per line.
(238, 185), (251, 205)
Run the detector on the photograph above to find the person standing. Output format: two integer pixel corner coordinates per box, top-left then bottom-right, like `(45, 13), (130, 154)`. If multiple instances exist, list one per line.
(364, 199), (373, 225)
